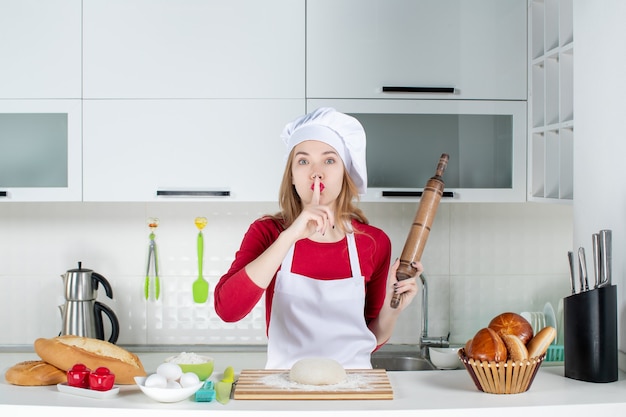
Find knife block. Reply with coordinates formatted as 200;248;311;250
563;285;618;383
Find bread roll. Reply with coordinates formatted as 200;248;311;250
526;326;556;358
467;327;507;362
488;312;534;345
34;336;146;384
501;334;529;362
5;360;66;386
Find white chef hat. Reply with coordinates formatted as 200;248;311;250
280;107;367;194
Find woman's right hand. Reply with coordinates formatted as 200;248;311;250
288;176;335;240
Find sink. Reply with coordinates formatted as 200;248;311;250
371;354;436;371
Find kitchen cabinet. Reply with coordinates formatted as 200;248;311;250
306;0;527;101
0;0;81;99
528;0;574;202
82;0;304;99
0;100;82;202
308;99;527;203
83;99;303;202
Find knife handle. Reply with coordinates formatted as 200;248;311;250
567;251;576;294
599;229;612;287
578;247;588;292
592;233;601;289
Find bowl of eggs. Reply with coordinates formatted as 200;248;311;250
165;352;214;381
135;362;203;403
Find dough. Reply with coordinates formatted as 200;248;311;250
289;357;347;385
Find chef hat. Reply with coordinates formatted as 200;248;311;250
281;107;367;194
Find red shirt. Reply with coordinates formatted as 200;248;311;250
214;217;392;333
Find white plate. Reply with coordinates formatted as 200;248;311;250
544;302;557;344
57;383;120;399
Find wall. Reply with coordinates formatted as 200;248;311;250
0;201;572;348
573;0;626;367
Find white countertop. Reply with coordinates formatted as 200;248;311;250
2;350;626;416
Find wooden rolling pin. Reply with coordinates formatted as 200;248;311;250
390;153;449;309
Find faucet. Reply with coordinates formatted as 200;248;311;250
418;273;450;358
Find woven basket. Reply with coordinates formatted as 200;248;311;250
458;348;545;394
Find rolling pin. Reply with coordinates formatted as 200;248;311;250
390;153;449;308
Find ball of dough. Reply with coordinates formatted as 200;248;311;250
289;358;347;385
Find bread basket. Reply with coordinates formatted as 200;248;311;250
458;348;545;394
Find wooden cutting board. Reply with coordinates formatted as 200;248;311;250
233;369;393;400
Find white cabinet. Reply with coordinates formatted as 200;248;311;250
528;0;573;202
306;0;527;100
83;100;304;202
0;100;82;201
83;0;304;99
308;99;527;203
0;0;81;99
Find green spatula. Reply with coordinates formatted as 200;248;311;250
193;217;209;303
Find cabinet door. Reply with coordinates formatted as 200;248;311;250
83;99;304;202
0;0;81;98
0;100;82;201
307;99;527;203
307;0;527;100
83;0;305;99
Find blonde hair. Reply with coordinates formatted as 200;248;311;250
271;148;369;234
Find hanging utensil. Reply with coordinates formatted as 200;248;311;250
145;218;160;300
193;217;209;303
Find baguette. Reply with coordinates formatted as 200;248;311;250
34;336;146;384
5;360;66;386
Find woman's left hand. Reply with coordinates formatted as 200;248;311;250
386;259;421;310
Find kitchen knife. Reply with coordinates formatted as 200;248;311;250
567;251;577;294
592;233;601;289
578;247;589;292
598;229;612;287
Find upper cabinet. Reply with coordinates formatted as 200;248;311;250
309;99;527;203
82;0;304;99
0;0;81;99
0;100;82;201
306;0;527;101
528;0;573;202
83;99;303;202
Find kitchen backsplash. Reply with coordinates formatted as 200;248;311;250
0;201;572;348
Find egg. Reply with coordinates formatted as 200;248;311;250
166;380;182;389
144;373;167;388
156;362;183;381
179;372;200;388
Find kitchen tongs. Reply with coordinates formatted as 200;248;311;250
145;218;160;300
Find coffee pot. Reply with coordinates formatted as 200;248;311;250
59;262;120;344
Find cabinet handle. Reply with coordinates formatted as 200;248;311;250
382;190;454;198
0;191;6;197
382;86;455;94
156;190;230;197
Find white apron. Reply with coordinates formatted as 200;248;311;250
265;232;377;369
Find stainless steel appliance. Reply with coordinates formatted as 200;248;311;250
59;262;119;343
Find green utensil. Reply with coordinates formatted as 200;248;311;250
193;217;209;303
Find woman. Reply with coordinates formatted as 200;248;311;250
214;107;420;369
